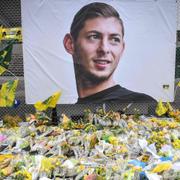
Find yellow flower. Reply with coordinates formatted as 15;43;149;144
108;136;118;145
152;162;172;173
116;144;128;153
0;154;14;169
172;139;180;149
112;165;119;172
15;170;32;180
123;170;134;179
0;154;14;162
168;122;178;129
40;157;57;173
61;114;72;129
77;165;85;172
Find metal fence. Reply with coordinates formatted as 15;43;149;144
176;30;180;78
0;0;180;120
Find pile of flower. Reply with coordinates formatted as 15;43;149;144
0;107;180;180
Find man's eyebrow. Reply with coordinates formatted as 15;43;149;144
86;31;122;36
86;30;101;34
110;33;122;37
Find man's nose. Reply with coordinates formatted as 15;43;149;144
97;38;110;55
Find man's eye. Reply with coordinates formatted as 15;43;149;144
111;37;120;43
88;34;99;40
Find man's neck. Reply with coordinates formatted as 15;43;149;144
77;79;116;98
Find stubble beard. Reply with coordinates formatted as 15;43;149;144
74;60;115;88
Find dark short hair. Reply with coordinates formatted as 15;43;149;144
70;2;124;41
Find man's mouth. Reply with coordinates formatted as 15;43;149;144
93;59;111;64
93;59;111;70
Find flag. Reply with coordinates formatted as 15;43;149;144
0;27;22;42
34;91;61;111
166;102;173;112
0;79;19;107
155;100;167;116
177;81;180;87
0;41;14;75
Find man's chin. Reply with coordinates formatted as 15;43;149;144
87;73;111;83
76;67;113;84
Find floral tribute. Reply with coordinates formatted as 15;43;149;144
0;106;180;180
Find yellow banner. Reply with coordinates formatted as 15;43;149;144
0;79;19;107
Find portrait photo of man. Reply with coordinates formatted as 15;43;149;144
21;0;176;104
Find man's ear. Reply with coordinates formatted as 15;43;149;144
119;41;125;58
122;41;125;52
63;33;74;55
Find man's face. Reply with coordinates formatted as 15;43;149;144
73;17;125;82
